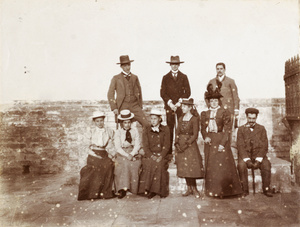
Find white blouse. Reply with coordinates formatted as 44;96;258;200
114;127;141;157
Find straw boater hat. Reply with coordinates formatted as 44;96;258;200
204;84;223;100
166;56;184;64
118;109;135;121
181;98;195;105
150;109;162;116
92;111;106;119
117;55;134;65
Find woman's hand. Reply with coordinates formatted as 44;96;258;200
126;154;133;161
204;137;211;145
218;145;225;152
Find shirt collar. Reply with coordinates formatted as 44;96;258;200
209;106;220;111
151;125;160;132
217;74;225;82
171;70;179;75
122;71;131;76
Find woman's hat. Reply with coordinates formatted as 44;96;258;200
166;55;184;64
118;109;135;120
92;111;106;119
150;108;162;116
117;55;134;65
205;84;223;99
181;98;194;105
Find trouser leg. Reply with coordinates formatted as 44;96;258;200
237;159;249;192
120;101;150;128
166;109;175;155
260;158;271;191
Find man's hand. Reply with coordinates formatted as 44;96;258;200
113;109;119;115
204;137;211;145
246;160;254;169
252;160;261;169
234;109;239;116
218;145;225;152
175;102;181;108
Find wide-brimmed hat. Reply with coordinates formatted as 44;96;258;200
150;108;162;116
245;108;259;115
166;55;184;64
205;84;223;100
92;111;106;119
118;109;135;121
181;98;194;105
117;55;134;65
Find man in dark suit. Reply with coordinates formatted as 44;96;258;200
160;56;191;155
237;108;273;197
107;55;149;127
206;62;240;125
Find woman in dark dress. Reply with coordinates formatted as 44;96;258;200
200;85;243;198
78;111;115;200
175;98;204;198
138;109;170;199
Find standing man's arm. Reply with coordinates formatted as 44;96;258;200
230;79;240;115
160;76;171;104
182;74;191;99
135;76;143;108
107;76;118;113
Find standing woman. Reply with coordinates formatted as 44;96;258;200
175;98;204;198
78;111;115;200
200;85;243;198
114;109;142;199
139;109;170;199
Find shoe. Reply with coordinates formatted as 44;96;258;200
182;186;193;197
242;191;249;197
147;192;156;199
118;189;127;199
191;186;201;198
263;191;273;197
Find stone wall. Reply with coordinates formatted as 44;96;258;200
0;98;291;175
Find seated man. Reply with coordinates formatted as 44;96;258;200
237;108;273;197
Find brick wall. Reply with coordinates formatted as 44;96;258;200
0;99;291;175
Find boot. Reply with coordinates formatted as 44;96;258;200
191;186;201;198
182;186;193;197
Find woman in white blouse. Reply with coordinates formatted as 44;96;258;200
78;111;115;200
114;109;143;199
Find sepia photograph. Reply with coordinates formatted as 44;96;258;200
0;0;299;226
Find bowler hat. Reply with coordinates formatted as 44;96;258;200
117;55;134;65
245;108;259;115
166;56;184;64
181;98;194;105
118;109;135;121
92;111;106;119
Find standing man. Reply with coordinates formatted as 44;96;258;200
107;55;149;127
206;62;240;124
237;108;273;197
160;56;191;156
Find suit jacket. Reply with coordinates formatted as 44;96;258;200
237;123;268;160
143;124;170;158
200;108;232;147
107;73;143;111
206;76;240;114
160;71;190;109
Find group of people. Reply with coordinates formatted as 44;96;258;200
77;55;273;201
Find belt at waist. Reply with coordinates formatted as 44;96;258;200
92;149;108;158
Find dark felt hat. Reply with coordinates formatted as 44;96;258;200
181;98;194;105
117;55;134;65
245;108;259;115
166;56;184;64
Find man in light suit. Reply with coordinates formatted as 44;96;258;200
160;56;191;155
206;62;240;123
107;55;149;127
237;108;273;197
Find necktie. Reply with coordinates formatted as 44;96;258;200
125;129;132;143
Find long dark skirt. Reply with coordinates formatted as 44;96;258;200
78;155;114;200
204;132;243;197
138;157;169;197
175;135;204;178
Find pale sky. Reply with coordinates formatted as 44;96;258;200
1;0;299;104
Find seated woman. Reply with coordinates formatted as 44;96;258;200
78;111;115;201
175;98;204;198
200;85;243;198
114;109;142;199
138;109;170;199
